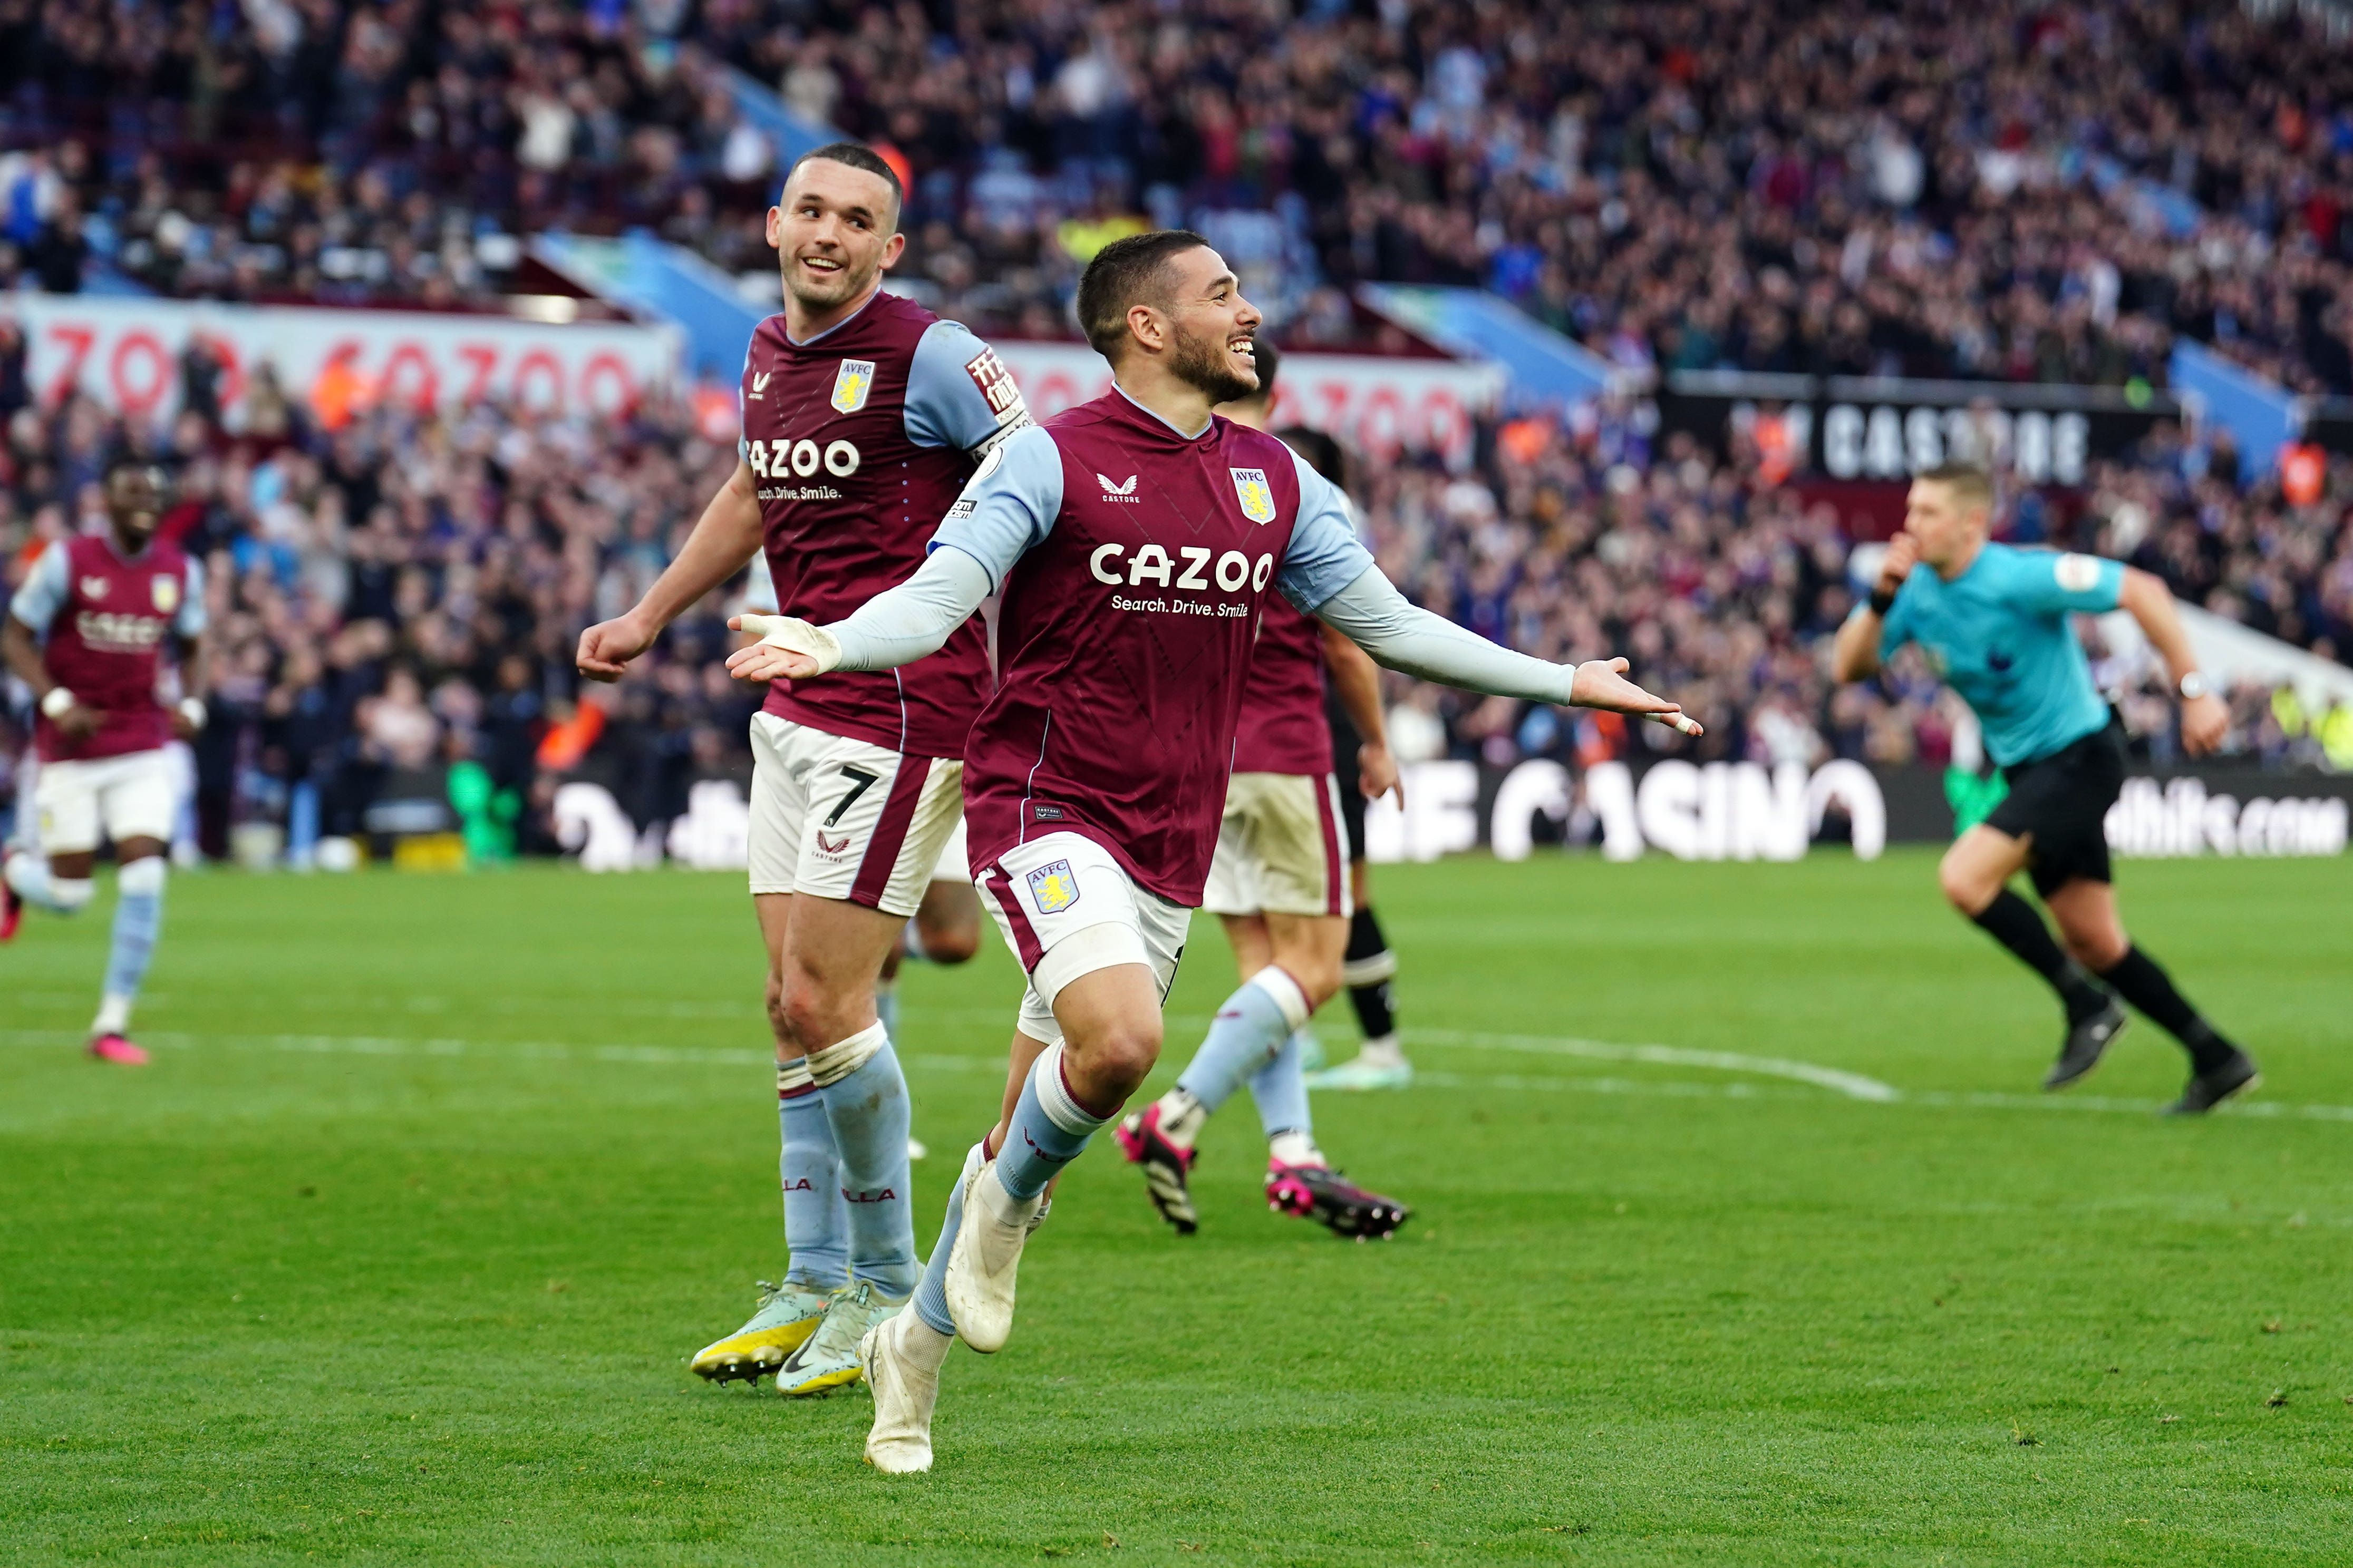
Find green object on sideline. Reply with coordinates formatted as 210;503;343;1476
447;761;517;863
1945;764;2010;835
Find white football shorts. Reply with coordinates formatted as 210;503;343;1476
1200;771;1352;919
747;713;963;919
975;830;1192;1048
34;747;180;856
931;814;970;884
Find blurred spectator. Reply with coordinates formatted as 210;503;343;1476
3;356;2350;864
4;1;2353;386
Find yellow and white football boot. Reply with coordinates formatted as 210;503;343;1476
689;1280;833;1383
776;1279;907;1397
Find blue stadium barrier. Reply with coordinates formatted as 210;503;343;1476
724;68;841;168
1355;283;1618;413
531;231;766;384
2170;339;2298;481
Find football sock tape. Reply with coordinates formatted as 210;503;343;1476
817;1031;918;1297
1176;968;1305;1114
778;1056;850;1289
995;1044;1107;1202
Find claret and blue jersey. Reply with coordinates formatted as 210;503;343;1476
925;386;1377;904
736;288;1029;759
1872;540;2125;768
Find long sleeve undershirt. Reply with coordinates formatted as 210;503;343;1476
826;551;1577;707
828;546;992;671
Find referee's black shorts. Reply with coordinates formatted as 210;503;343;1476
1984;716;2127;898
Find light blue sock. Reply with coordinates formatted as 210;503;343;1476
1176;969;1312;1114
913;1147;973;1336
876;982;900;1044
1248;1029;1315;1142
995;1043;1112;1202
815;1028;917;1298
5;853;92;916
91;858;166;1035
778;1060;849;1289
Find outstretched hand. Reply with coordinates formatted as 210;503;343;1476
1572;657;1703;736
723;614;839;683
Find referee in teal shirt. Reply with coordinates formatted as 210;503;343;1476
1834;463;2258;1113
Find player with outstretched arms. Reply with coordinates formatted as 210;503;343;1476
723;229;1701;1471
1831;463;2258;1112
575;143;1029;1397
3;460;209;1065
1117;340;1412;1239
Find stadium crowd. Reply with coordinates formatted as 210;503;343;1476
4;344;2350;862
9;2;2353;388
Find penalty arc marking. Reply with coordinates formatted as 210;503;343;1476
1405;1027;1904;1102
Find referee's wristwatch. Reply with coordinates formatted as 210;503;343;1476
2176;671;2212;701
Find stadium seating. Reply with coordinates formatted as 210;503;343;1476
5;1;2353;388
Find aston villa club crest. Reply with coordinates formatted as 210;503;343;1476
830;359;876;413
151;575;180;613
1027;859;1080;915
1229;467;1275;523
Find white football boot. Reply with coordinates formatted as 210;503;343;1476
942;1155;1040;1353
859;1310;945;1474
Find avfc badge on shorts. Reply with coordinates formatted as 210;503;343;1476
151;575;180;614
1229;467;1275;524
1027;860;1080;915
831;359;877;414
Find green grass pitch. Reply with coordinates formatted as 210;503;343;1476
3;851;2351;1565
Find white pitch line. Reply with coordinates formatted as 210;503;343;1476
1406;1027;1904;1102
0;1027;771;1068
5;1027;2350;1125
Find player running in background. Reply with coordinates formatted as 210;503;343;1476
727;228;1700;1471
1117;340;1411;1239
575;142;1029;1398
1832;463;2258;1113
2;459;209;1065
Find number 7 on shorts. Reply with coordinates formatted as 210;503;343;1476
826;766;880;827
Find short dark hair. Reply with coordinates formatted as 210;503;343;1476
1076;229;1209;358
1236;337;1280;404
1276;423;1345;490
1916;460;1993;509
783;142;903;229
105;453;169;488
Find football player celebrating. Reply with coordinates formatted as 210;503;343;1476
576;142;1029;1397
1118;341;1411;1239
3;459;209;1065
1832;463;2257;1112
725;228;1700;1472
